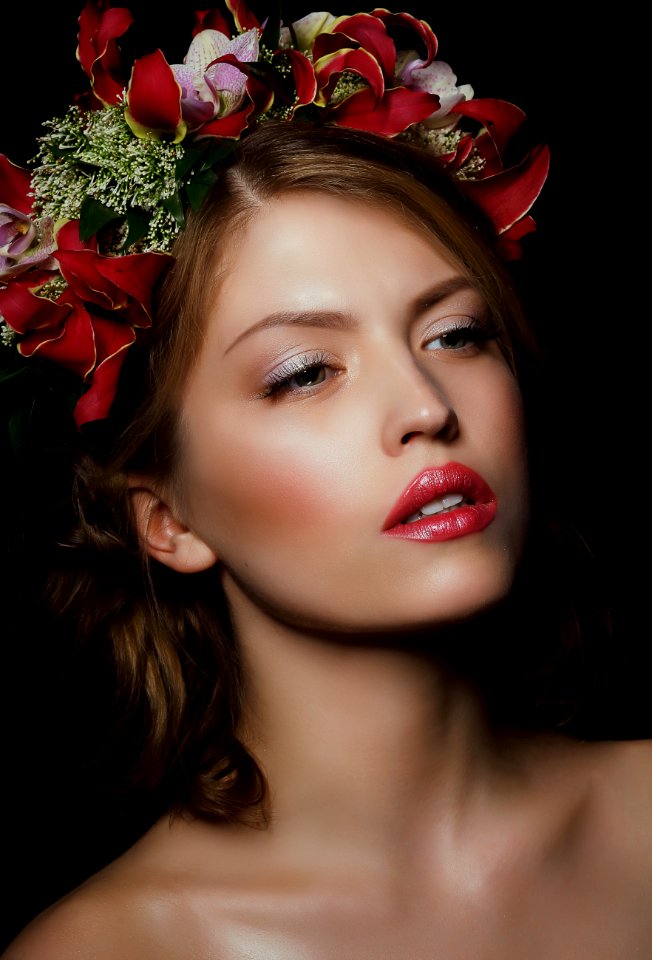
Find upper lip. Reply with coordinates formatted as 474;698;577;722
382;461;496;531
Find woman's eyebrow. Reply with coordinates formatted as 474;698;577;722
223;276;475;356
410;276;478;316
223;310;357;355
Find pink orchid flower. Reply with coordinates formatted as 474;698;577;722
279;11;339;49
0;155;58;280
171;27;260;127
395;53;473;128
0;207;57;279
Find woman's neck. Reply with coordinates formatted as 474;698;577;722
232;590;496;867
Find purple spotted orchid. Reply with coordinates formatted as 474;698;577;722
0;207;57;280
0;157;58;280
171;27;260;127
395;53;473;128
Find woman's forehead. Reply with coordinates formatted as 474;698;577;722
204;192;470;340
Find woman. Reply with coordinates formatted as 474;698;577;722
2;3;650;957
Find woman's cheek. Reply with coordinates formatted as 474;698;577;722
184;417;358;554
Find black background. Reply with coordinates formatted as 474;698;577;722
1;2;647;949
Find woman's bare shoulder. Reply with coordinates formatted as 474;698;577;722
1;818;234;960
507;731;652;865
2;874;145;960
590;737;652;827
550;735;652;870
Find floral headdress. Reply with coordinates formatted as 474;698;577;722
0;0;549;429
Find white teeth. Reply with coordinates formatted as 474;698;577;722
420;493;464;516
404;493;466;524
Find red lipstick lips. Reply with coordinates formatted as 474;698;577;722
382;461;497;542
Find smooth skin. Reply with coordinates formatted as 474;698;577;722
6;195;652;960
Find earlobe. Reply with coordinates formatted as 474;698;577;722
128;483;218;574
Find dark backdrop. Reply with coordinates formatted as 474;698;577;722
1;2;646;950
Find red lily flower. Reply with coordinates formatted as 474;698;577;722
76;0;133;107
453;99;527;171
225;0;262;33
1;221;172;426
458;144;551;253
0;155;33;215
125;49;186;142
193;8;232;38
297;9;443;136
371;8;438;65
328;85;440;136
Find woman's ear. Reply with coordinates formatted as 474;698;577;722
128;479;218;574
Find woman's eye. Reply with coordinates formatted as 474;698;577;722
423;322;489;352
289;364;327;388
260;353;339;398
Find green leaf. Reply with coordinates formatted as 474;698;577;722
0;366;27;386
8;408;28;458
185;171;219;212
176;147;205;180
202;141;237;170
261;0;282;49
162;191;186;229
121;209;151;251
245;60;277;86
79;196;122;241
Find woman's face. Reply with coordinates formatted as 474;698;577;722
176;192;529;634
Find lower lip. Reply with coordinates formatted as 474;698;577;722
382;500;497;542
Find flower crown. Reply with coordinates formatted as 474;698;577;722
0;0;549;429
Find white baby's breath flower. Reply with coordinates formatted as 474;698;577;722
32;104;186;253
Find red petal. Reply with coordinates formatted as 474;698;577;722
56;219;96;254
0;155;33;214
73;341;134;427
193;8;232;37
495;216;537;261
371;9;438;65
55;249;126;310
19;298;96;380
197;71;274;138
225;0;261;32
453;98;526;160
447;133;474;171
284;50;318;107
88;310;137;366
76;1;133;105
197;108;253;139
458;144;550;235
472;131;502;178
96;251;172;321
73;348;128;426
315;48;385;105
312;32;352;61
126;50;183;135
334;14;396;77
328;85;439;136
0;283;71;336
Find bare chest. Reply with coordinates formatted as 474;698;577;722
152;867;652;960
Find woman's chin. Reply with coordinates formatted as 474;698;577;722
222;550;517;639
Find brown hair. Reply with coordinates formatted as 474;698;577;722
47;120;539;823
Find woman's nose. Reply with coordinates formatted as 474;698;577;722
380;350;458;456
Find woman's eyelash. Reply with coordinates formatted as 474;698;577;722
423;316;497;350
259;351;335;398
255;316;494;400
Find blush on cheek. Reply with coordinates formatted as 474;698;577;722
188;438;344;551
